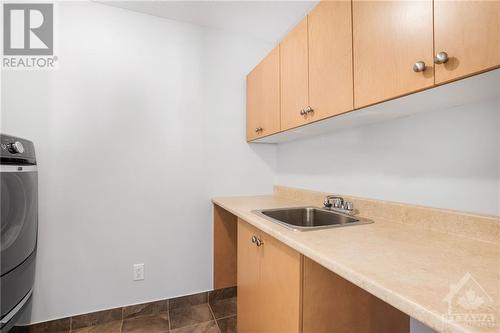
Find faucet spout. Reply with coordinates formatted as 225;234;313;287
324;195;344;208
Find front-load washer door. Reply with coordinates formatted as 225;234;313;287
0;165;38;275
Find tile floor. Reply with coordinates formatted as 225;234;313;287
71;299;236;333
15;290;236;333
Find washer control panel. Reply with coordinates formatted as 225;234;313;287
0;134;36;164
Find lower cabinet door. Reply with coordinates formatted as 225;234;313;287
237;219;302;333
237;219;262;333
259;232;302;333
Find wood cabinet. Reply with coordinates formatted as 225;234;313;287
246;0;499;142
237;220;262;332
353;0;435;108
434;1;500;84
280;1;354;131
308;0;353;121
246;46;281;141
280;17;309;131
237;219;302;333
258;226;302;333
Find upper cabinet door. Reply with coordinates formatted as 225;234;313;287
434;1;500;84
246;46;280;141
308;0;353;121
353;0;434;108
280;17;309;131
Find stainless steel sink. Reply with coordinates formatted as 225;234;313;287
253;207;373;231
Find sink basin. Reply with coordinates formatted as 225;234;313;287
253;207;373;231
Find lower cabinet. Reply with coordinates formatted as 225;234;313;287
214;210;410;333
237;219;302;333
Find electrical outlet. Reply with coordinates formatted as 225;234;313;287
133;263;144;281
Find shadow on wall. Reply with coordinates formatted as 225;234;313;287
248;141;277;167
274;97;500;216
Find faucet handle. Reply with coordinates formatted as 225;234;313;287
323;198;332;208
332;198;343;208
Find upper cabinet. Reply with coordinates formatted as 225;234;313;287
308;0;353;122
280;17;309;131
246;0;499;142
280;2;353;131
353;0;434;108
246;46;280;141
434;1;500;84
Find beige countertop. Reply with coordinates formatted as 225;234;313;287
212;193;500;333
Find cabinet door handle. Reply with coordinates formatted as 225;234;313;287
251;235;257;243
256;238;264;247
413;61;426;72
300;106;313;116
434;52;449;64
254;127;263;133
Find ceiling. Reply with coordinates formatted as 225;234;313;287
100;1;318;43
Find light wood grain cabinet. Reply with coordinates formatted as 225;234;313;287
353;0;435;108
433;1;500;84
237;220;262;332
246;46;280;141
308;0;353;121
245;0;499;142
281;0;354;131
237;219;302;333
280;17;309;131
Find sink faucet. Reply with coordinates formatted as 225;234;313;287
324;195;354;214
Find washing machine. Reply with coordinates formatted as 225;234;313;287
0;134;37;332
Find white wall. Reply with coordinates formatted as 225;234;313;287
200;28;276;197
273;89;499;333
275;97;500;216
1;1;274;323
